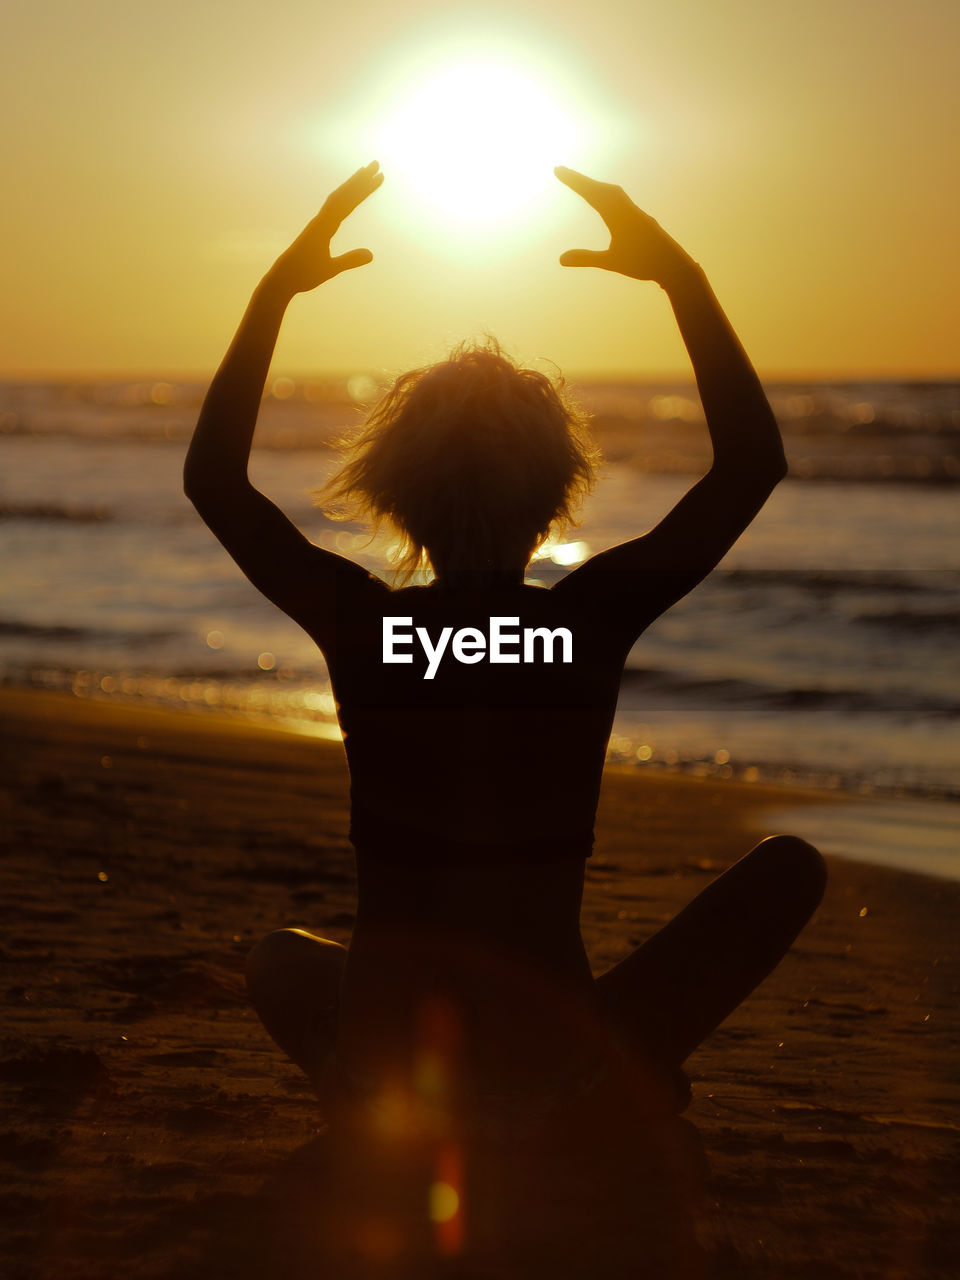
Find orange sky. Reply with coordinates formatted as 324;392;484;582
2;0;958;379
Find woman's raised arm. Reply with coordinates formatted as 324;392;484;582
554;167;787;627
183;163;384;636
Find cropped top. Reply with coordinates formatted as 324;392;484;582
314;562;661;866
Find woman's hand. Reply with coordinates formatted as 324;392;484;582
266;161;384;296
554;166;695;288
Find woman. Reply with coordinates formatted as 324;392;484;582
184;161;826;1139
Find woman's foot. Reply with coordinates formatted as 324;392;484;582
244;928;346;1087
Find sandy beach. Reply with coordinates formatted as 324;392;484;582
1;687;957;1279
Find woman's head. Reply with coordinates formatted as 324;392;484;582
316;338;599;580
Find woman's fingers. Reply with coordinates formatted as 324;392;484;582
556;167;619;270
555;165;621;210
321;162;384;229
350;161;383;203
555;164;632;242
329;247;374;276
559;248;611;269
269;164;383;292
554;164;606;201
555;166;685;282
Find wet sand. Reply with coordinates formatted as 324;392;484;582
1;688;957;1278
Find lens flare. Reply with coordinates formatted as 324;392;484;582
428;1180;460;1224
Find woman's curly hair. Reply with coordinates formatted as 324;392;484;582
314;338;600;583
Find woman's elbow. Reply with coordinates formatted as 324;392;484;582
182;463;205;505
753;435;789;488
183;460;220;509
769;450;789;485
713;447;788;493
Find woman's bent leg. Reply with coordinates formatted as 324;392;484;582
245;928;347;1083
597;834;827;1068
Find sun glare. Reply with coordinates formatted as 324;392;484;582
371;58;586;231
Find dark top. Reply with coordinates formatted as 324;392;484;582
314;561;673;865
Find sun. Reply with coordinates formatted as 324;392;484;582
371;57;586;230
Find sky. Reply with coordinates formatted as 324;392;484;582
2;0;958;379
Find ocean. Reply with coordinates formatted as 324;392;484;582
2;376;958;879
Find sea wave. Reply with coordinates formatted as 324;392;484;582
0;618;180;645
853;608;960;634
0;501;114;522
3;378;959;482
0;620;94;640
619;663;960;718
716;568;951;595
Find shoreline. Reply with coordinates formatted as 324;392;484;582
2;686;958;1277
6;682;958;885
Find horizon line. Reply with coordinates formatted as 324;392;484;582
2;368;959;385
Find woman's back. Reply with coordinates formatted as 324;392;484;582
316;551;692;1114
327;572;636;859
325;570;632;1093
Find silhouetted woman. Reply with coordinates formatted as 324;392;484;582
184;162;826;1140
